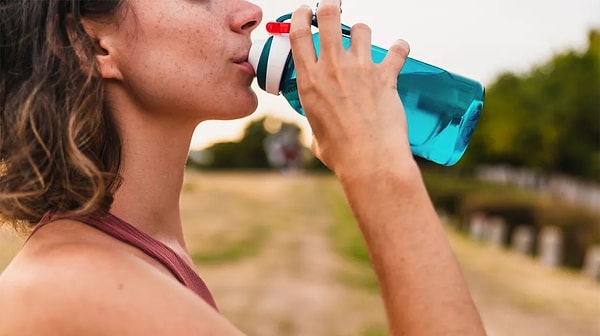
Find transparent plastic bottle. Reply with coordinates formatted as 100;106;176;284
249;19;485;166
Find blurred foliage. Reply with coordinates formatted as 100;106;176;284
423;170;600;269
461;29;600;182
188;117;328;171
193;118;271;169
322;164;599;272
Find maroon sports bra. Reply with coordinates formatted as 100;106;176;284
31;211;218;311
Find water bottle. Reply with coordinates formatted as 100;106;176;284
248;14;485;166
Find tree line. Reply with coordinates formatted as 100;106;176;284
460;29;599;182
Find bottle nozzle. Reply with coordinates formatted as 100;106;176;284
266;22;291;35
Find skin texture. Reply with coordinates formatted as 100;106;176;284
0;0;487;335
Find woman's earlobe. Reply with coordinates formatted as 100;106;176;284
95;40;123;81
97;56;123;81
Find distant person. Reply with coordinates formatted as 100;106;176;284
0;0;487;335
264;123;304;170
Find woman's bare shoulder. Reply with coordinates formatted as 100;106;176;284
0;222;243;336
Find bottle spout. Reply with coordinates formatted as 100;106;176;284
249;35;292;95
248;39;266;77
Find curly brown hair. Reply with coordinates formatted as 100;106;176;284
0;0;125;231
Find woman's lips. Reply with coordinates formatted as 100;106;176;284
235;60;256;76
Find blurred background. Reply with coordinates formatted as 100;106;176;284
1;0;599;335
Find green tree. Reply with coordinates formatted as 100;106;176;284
463;29;600;181
199;118;271;169
191;117;323;170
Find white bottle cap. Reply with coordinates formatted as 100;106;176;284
248;35;292;95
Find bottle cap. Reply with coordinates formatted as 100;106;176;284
248;34;292;95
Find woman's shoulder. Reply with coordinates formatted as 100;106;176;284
0;219;243;336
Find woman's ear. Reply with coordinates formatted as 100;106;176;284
66;16;123;81
92;36;123;81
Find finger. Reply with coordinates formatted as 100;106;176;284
380;39;410;79
289;5;317;72
349;23;372;61
314;0;343;59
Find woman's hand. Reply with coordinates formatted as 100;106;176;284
289;0;413;181
288;3;488;335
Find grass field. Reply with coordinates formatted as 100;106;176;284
1;170;599;335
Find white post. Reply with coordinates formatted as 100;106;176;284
469;212;487;241
538;226;563;268
511;226;534;255
487;217;506;248
582;245;600;281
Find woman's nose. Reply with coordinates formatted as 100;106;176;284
230;1;263;35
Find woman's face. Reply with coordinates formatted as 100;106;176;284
104;0;263;123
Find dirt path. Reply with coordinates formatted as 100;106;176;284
1;171;598;335
449;230;600;336
181;171;600;336
181;171;385;335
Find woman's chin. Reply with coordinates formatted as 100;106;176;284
206;100;258;122
192;90;260;122
224;95;259;120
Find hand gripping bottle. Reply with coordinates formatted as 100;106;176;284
248;13;485;166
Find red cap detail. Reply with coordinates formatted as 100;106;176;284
266;22;291;34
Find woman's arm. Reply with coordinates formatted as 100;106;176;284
339;163;487;336
288;1;487;335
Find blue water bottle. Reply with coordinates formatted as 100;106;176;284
248;13;485;166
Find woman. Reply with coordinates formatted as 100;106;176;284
0;0;487;334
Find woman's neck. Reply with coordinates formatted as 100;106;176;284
108;97;198;250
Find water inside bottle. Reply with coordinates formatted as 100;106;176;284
281;33;484;166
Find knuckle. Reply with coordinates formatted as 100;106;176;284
341;56;372;74
288;25;313;42
296;71;317;92
358;61;374;75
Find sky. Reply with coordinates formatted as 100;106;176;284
191;0;600;150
